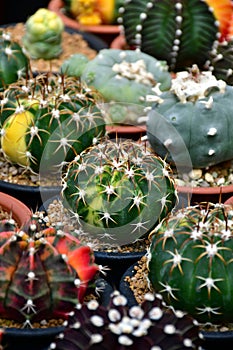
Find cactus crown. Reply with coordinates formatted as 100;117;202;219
62;138;177;247
0;214;100;327
118;0;230;71
0;73;105;174
49;290;203;350
148;202;233;324
0;30;29;91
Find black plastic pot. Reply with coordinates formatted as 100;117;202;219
119;262;233;350
2;278;113;350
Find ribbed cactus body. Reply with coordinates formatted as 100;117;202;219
22;8;64;60
0;216;100;325
148;203;233;324
146;66;233;168
62;139;177;246
0;74;106;174
0;31;29;91
119;0;223;71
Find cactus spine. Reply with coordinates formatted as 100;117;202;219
62;139;177;246
148;202;233;324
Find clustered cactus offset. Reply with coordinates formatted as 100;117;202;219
0;30;29;91
148;202;233;324
0;73;105;174
0;214;100;327
22;8;64;60
118;0;233;71
62;139;177;246
146;65;233;169
49;290;203;350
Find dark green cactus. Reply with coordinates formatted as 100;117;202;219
118;0;223;71
22;8;64;60
0;73;106;174
0;30;29;91
148;202;233;324
0;214;100;326
49;290;203;350
146;65;233;168
62;139;177;246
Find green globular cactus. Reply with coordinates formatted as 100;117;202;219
118;0;221;72
61;49;171;124
205;39;233;85
0;214;100;326
62;139;178;246
0;30;29;91
49;290;203;350
22;8;64;60
148;202;233;324
146;65;233;169
0;73;106;174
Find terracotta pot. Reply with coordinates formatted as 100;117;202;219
224;195;233;205
48;0;120;45
119;262;233;350
0;191;31;226
110;34;127;49
106;124;147;141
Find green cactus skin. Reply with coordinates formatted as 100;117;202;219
146;66;233;168
0;215;100;326
62;139;177;246
0;30;29;91
118;0;220;72
49;290;203;350
22;8;64;60
205;39;233;86
0;73;106;174
148;202;233;324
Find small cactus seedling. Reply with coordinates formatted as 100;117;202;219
146;65;233;168
62;139;178;246
22;8;64;60
0;214;100;327
148;202;233;324
0;30;29;91
49;290;203;350
118;0;233;71
0;73;106;174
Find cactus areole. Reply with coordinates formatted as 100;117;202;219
148;202;233;324
0;215;100;326
146;65;233;169
62;139;177;246
0;74;106;174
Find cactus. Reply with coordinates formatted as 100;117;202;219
61;49;171;124
0;30;29;91
146;65;233;169
0;73;106;174
22;8;64;60
148;202;233;324
204;39;233;85
62;139;177;246
49;290;203;350
0;214;100;326
118;0;233;72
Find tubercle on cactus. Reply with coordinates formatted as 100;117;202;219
49;290;203;350
148;202;233;324
0;214;101;327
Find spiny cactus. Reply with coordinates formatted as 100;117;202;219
60;49;171;125
22;8;64;60
146;65;233;169
118;0;233;72
0;214;100;327
0;73;106;174
62;139;178;246
0;30;29;91
49;290;203;350
148;202;233;324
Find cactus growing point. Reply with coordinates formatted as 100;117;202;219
148;202;233;324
